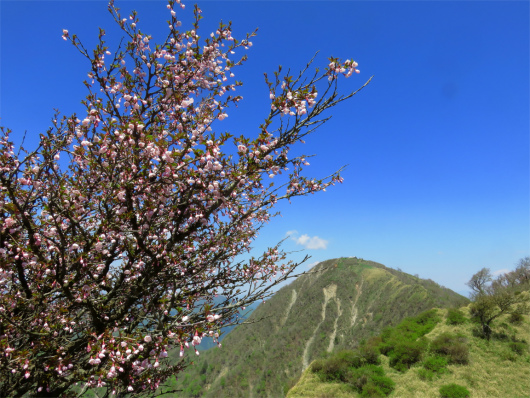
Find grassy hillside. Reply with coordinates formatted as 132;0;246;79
160;257;468;397
287;306;530;398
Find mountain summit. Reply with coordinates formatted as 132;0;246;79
167;257;469;397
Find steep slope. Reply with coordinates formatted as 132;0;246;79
163;257;468;397
287;307;530;398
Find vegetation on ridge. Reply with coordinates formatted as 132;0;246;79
160;258;468;397
287;259;530;398
467;258;530;340
289;306;529;398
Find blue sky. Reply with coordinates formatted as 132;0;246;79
1;1;528;296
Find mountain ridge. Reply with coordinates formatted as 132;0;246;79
163;257;469;397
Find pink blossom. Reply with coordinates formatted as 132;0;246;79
0;0;363;394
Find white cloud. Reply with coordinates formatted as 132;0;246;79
287;231;328;250
492;268;510;277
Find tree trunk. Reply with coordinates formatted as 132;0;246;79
482;322;492;340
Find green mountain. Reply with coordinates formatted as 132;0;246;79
287;306;530;398
163;257;468;397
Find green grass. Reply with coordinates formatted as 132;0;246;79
288;306;530;398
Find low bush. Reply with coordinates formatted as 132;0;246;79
509;342;528;356
423;355;449;374
359;342;381;365
446;308;467;325
509;312;524;325
417;368;434;381
389;339;427;371
471;326;485;339
492;331;510;342
370;375;395;396
381;310;440;345
360;383;385;398
311;359;324;373
346;365;393;396
379;338;395;356
346;366;376;392
439;383;470;398
335;350;364;368
311;357;349;382
430;333;469;365
379;309;439;370
311;350;365;382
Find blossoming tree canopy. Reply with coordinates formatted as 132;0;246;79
0;0;369;396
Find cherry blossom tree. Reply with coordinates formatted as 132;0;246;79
0;0;369;396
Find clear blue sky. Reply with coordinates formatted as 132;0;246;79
1;1;528;296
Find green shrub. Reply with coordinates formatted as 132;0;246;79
509;312;524;325
311;357;348;382
423;355;449;373
389;340;426;371
359;343;381;365
430;333;469;365
381;310;440;347
370;375;395;396
448;343;469;365
360;382;385;398
439;383;470;398
492;331;510;342
417;368;435;381
311;359;324;373
335;350;363;368
379;310;440;367
509;342;528;356
345;365;385;392
446;308;467;325
379;338;395;356
397;310;440;339
311;350;364;382
471;326;486;339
